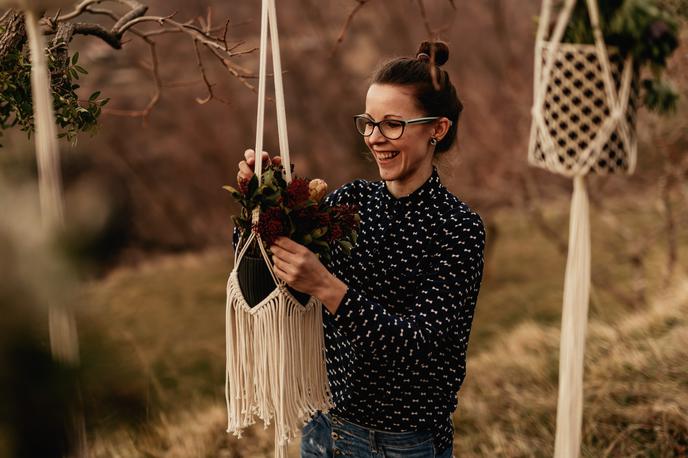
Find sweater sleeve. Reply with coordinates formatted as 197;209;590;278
324;178;369;208
326;209;486;364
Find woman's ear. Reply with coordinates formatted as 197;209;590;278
433;117;451;141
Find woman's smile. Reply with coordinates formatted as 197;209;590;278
373;150;401;162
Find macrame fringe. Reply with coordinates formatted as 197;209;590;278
225;271;334;457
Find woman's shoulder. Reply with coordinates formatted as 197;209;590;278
436;189;485;241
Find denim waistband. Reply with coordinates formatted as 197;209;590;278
321;411;433;447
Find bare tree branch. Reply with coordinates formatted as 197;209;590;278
0;1;260;121
101;35;160;122
192;38;229;106
331;0;371;57
416;0;433;36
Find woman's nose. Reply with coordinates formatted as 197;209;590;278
367;125;387;144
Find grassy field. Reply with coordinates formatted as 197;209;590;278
80;196;688;457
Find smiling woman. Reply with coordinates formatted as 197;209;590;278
236;40;483;458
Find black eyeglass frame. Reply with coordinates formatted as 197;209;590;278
353;115;452;140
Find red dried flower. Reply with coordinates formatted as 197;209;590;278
317;210;331;227
291;206;319;232
332;204;360;231
327;224;343;242
238;178;250;196
284;178;310;207
254;207;287;245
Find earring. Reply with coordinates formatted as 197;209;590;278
430;137;438;146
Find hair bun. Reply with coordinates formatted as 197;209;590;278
416;41;449;66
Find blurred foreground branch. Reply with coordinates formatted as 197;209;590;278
332;0;457;56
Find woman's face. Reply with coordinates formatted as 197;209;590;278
363;84;439;191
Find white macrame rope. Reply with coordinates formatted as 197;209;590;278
555;174;591;458
254;0;292;183
530;2;638;458
268;0;292;183
226;1;333;456
253;0;268;180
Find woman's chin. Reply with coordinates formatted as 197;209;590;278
377;167;398;181
376;161;401;181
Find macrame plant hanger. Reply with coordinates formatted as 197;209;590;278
224;0;333;456
528;1;638;457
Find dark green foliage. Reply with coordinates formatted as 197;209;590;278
562;0;680;114
0;37;109;146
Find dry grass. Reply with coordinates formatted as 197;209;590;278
456;278;688;457
91;403;300;458
87;274;688;457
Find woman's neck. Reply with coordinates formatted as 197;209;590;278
385;164;433;198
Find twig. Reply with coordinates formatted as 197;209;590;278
416;0;433;36
36;2;257;120
101;35;160;122
331;0;371;57
192;38;230;105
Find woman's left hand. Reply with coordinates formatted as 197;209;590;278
271;237;330;295
271;237;347;313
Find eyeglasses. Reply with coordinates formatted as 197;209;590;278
353;115;450;140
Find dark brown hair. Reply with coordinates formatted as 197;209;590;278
371;41;463;154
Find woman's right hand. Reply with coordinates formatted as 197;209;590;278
237;149;282;184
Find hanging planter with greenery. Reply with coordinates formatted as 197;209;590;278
224;164;360;307
528;0;680;177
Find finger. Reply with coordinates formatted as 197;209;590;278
244;149;255;162
274;237;305;254
270;244;290;259
246;150;271;169
238;162;253;181
272;262;286;281
272;254;295;275
272;248;304;272
273;263;292;284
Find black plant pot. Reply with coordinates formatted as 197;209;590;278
237;254;311;308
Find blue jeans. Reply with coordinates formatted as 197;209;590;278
300;411;453;457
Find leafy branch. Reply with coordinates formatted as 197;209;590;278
0;1;259;143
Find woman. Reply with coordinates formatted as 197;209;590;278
237;41;485;458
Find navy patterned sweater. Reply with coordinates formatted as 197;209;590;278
321;167;486;453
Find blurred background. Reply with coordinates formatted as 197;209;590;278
1;0;686;456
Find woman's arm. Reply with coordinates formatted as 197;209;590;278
271;237;348;311
331;211;485;364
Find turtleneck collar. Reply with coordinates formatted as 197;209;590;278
379;166;442;206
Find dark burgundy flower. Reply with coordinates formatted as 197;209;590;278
292;206;320;233
254;207;287;245
284;178;310;207
316;209;331;227
327;224;343;242
238;178;250;196
332;204;360;231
